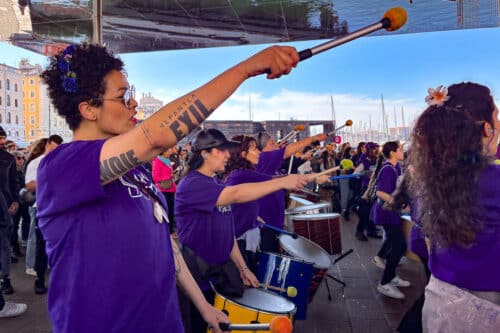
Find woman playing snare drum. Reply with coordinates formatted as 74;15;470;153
175;129;309;333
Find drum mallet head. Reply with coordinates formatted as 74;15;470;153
270;316;293;333
286;286;298;298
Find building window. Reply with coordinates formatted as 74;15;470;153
0;114;2;123
14;99;18;108
15;115;18;125
30;91;35;98
6;95;10;107
6;79;10;90
30;130;35;137
14;83;18;92
7;112;11;124
30;103;34;111
30;116;35;125
30;79;34;85
15;131;18;137
0;96;2;105
0;80;2;89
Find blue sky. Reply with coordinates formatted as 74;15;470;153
1;27;499;131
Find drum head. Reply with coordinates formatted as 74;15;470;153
279;234;332;269
286;202;331;214
229;288;296;314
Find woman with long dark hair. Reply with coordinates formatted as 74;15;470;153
409;83;500;331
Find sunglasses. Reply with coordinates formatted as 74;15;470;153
16;156;24;161
98;85;136;109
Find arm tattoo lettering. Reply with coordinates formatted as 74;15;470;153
140;123;155;147
159;98;213;141
100;149;141;184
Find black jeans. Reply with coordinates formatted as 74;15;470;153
34;217;47;281
355;199;378;235
379;224;407;285
0;292;4;310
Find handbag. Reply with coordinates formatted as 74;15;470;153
158;179;174;190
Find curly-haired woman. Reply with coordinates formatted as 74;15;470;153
409;83;500;332
37;43;300;333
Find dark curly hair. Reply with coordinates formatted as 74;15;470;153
225;135;257;176
408;82;495;248
40;44;124;130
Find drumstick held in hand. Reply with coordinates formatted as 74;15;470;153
259;284;298;297
219;316;293;333
308;166;340;182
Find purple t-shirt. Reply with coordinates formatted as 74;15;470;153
175;171;235;265
255;148;286;228
358;154;376;188
225;169;271;238
256;147;285;176
370;162;401;225
36;140;183;333
429;164;500;291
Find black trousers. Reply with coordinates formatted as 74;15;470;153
355;199;378;234
379;224;407;285
0;292;4;310
34;217;47;281
236;239;259;274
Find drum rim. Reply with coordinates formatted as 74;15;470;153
286;202;331;213
259;250;315;266
215;288;297;315
278;234;332;269
290;212;340;220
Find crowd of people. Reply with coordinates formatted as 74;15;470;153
0;42;498;333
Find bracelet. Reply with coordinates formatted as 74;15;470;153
241;267;249;272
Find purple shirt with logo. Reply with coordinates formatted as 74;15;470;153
225;169;271;238
37;140;183;333
370;162;401;225
175;171;235;265
429;164;500;291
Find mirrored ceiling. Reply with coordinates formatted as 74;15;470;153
2;0;500;55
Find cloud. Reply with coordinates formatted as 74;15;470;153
209;89;426;130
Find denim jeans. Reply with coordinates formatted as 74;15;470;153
25;207;37;270
0;223;12;278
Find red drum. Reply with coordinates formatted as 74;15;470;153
285;202;331;232
290;213;342;255
279;234;332;303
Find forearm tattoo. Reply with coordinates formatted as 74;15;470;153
100;149;141;184
139;123;155;147
159;94;212;141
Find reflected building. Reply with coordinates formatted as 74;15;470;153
137;92;163;120
0;63;25;145
19;59;72;145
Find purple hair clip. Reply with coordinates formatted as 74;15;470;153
58;45;78;93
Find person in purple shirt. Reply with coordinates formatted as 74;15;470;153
409;82;500;332
369;141;409;300
255;131;327;251
175;129;308;332
37;42;302;333
353;142;382;241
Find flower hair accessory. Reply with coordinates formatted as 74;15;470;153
58;45;78;93
425;85;449;107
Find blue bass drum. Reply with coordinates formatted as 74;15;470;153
256;252;314;320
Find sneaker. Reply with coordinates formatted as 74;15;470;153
372;256;386;269
377;283;405;299
1;278;14;295
398;256;408;266
0;302;27;318
391;276;411;288
34;279;47;295
26;268;37;277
